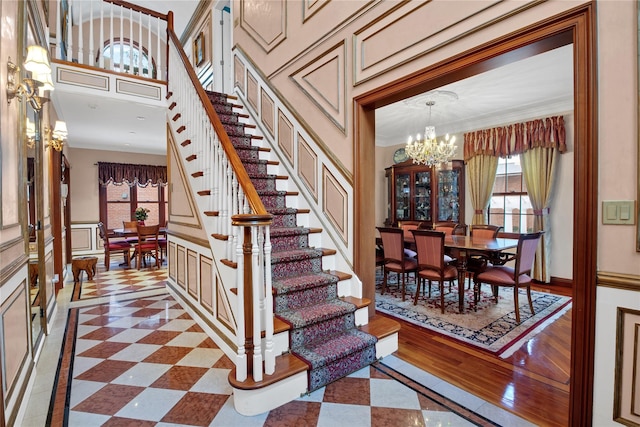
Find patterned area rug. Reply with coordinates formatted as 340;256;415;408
375;272;571;358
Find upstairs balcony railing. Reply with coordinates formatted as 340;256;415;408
54;0;170;81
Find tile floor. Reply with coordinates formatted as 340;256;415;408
19;260;535;426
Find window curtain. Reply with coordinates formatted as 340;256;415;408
467;154;499;225
464;115;566;281
98;162;167;187
521;147;557;282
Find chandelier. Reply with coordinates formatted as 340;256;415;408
405;101;457;167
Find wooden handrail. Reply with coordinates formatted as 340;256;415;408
103;0;170;21
167;30;269;218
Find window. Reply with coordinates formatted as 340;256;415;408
100;182;167;231
488;156;533;233
100;40;155;78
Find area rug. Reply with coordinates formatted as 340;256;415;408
375;272;572;358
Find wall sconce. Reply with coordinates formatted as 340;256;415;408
45;120;67;151
6;45;53;112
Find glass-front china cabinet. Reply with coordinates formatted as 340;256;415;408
385;159;465;228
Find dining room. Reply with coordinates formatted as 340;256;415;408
371;41;575;426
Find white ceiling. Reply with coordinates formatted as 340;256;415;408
375;44;574;147
53;4;573;155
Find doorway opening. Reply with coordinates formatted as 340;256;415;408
354;5;596;425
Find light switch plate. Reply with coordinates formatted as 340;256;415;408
602;200;637;225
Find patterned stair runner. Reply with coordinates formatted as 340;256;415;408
206;90;377;391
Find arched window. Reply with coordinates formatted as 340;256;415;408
97;39;156;79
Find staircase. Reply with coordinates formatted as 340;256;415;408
205;91;379;392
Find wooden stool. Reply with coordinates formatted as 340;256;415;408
72;256;98;284
28;261;39;288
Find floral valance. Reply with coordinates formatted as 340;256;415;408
463;115;566;161
98;162;167;186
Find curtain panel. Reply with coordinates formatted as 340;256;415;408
98;162;167;186
463;115;566;161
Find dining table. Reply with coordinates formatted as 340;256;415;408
377;232;520;313
112;226;167;237
443;235;519;313
112;226;168;266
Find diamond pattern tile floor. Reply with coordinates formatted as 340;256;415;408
22;258;535;426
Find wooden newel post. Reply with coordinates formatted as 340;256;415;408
232;213;273;381
241;226;254;376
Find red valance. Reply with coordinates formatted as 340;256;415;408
463;115;566;161
98;162;167;186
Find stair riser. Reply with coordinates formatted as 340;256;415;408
236;148;261;161
270;234;308;252
271;257;322;280
307;347;377;392
260;194;287;210
229;135;254;147
242;162;268;175
274;283;337;313
216;112;242;125
271;213;298;228
251;177;278;192
206;92;230;105
289;312;353;348
223;123;248;135
211;102;236;114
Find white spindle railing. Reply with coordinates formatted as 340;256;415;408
167;37;275;382
55;0;167;80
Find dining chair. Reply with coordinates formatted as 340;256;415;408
377;227;418;301
97;222;131;271
123;220;140;244
473;231;544;323
411;229;459;312
433;222;462;236
133;224;161;270
465;224;504;287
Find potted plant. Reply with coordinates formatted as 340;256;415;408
135;207;150;225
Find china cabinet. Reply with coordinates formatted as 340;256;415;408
384;160;465;228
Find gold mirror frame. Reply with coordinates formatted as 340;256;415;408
637;1;640;251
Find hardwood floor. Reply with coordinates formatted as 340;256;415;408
385;284;571;427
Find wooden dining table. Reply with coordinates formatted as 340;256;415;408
112;227;167;237
443;235;519;313
377;232;519;313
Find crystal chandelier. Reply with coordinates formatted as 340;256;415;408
405;101;457;167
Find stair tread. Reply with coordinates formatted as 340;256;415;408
228;352;308;391
328;270;352;281
340;296;371;310
359;314;401;340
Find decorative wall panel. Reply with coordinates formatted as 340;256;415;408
261;89;275;136
234;56;246;94
216;282;235;333
302;0;330;22
247;73;259;110
298;134;318;200
57;67;109;90
290;41;346;133
177;245;186;289
187;249;198;298
614;307;640;425
71;228;92;251
200;256;213;313
1;285;28;398
168;242;177;281
323;166;348;242
353;0;508;83
239;0;287;53
116;79;162;100
278;110;294;164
